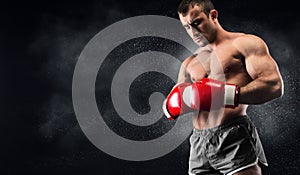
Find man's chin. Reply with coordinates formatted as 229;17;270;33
195;41;208;47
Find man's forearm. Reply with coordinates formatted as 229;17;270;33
238;77;283;104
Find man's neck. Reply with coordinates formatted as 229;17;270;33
211;25;229;47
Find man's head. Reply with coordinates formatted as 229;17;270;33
178;0;214;18
178;0;218;46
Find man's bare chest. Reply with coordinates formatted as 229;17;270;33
186;46;245;82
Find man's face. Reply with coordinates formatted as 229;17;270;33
179;4;214;46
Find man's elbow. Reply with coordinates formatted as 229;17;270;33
273;79;284;99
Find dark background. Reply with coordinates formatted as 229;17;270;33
1;0;299;174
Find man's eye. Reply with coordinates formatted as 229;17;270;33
184;25;190;29
192;20;201;26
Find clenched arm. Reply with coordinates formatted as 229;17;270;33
177;58;192;84
236;35;284;104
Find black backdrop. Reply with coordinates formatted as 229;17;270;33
1;0;299;174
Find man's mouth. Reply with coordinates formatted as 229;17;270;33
193;37;202;43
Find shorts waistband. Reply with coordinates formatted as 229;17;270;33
193;115;250;135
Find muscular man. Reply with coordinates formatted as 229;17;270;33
162;0;283;174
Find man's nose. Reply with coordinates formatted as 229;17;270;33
191;26;200;37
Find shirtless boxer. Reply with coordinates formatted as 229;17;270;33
162;0;283;174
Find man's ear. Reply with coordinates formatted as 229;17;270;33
210;9;218;20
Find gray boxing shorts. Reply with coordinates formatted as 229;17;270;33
189;115;268;175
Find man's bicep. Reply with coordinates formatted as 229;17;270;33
246;55;278;79
245;42;281;81
177;56;194;84
241;49;283;103
239;35;278;79
177;62;190;84
244;44;283;97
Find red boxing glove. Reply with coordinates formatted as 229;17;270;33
163;78;240;120
185;78;240;111
162;83;193;120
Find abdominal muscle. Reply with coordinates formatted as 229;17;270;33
193;104;248;130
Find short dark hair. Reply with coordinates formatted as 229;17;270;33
177;0;215;17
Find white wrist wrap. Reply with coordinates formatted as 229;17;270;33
224;84;236;106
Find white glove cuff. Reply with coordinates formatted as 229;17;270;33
224;84;239;107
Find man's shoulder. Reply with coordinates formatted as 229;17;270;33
232;33;267;52
230;33;269;59
182;54;197;66
233;33;264;45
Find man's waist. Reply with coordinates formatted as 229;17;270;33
193;106;248;130
193;115;249;134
